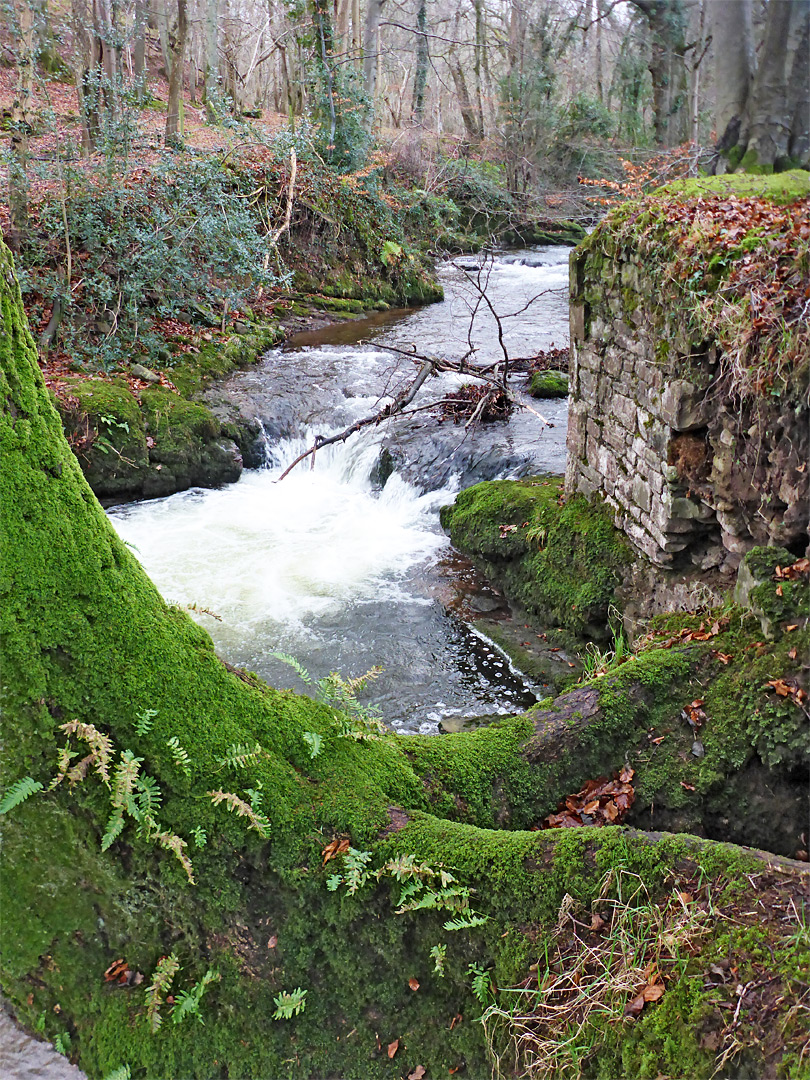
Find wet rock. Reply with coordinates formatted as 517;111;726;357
130;363;160;383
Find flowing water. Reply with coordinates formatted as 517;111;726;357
108;247;571;732
2;246;572;1074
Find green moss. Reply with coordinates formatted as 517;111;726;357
658;169;808;204
440;477;633;638
529;370;568;398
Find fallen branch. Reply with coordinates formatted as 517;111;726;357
276;360;436;481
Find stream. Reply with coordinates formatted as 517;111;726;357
1;246;572;1076
109;247;572;732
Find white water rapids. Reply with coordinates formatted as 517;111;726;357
107;248;572;733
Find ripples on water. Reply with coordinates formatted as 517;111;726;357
108;247;572;733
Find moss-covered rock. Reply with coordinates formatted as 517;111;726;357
440;477;633;639
528;369;568;398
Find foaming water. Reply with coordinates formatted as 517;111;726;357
109;246;573;732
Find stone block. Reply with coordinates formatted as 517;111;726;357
611;394;638;431
570;302;586;342
631;474;652;514
660;379;710;430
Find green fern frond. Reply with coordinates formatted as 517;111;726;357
134;709;158;736
218;742;263;770
101;1066;131;1080
272;987;307;1019
166;736;192;777
49;744;78;790
101;810;126;851
0;776;43;815
302;731;323;758
171;968;220;1025
136;774;162;818
191;826;207;849
443;913;489;932
272;652;312;683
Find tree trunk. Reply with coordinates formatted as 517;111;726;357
165;0;188;143
132;0;147;99
411;0;428;123
0;240;808;1079
742;0;809;170
72;0;102;152
710;0;753;164
363;0;385;104
204;0;219;117
8;0;35;250
787;3;810;166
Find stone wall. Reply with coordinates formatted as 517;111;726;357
565;244;809;573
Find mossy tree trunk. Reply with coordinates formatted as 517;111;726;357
1;240;807;1079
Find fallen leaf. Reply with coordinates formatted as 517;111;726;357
678;891;693;904
449;1013;462;1030
776;584;783;597
387;1040;399;1059
408;978;420;992
624;993;645;1017
651;735;666;744
789;648;798;660
786;624;799;632
409;1067;427;1080
322;837;350;865
590;913;606;931
267;935;278;949
680;781;696;791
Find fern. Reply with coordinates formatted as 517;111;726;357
135;774;162;818
59;720;114;784
0;776;43;815
208;789;271;838
468;962;494;1004
303;731;323;758
54;1031;71;1056
111;750;143;814
430;943;447;977
191;826;208;849
171;969;220;1025
166;736;192;777
272;652;312;684
272;987;307;1019
145;953;181;1033
134;709;158;736
218;742;263;770
102;1066;131;1080
444;913;490;931
146;822;196;884
101;810;126;852
66;753;95;785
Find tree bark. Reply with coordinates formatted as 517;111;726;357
411;0;428;123
710;0;753;162
204;0;219;117
363;0;385;104
8;0;35;250
629;0;689;146
165;0;188;142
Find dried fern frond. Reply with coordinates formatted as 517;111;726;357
145;953;181;1032
208;789;271;838
59;720;114;784
147;823;196;885
67;753;95;786
49;744;79;790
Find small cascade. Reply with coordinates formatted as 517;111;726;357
108;246;572;733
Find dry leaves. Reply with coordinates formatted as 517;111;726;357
538;765;635;829
408;1067;426;1080
387;1039;399;1059
321;837;350;865
682;699;707;729
774;558;809;580
408;977;420;992
763;679;808;708
103;958;143;987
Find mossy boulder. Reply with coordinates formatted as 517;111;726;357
440;477;633;639
528;370;568;398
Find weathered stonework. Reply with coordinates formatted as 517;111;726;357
565;247;810;573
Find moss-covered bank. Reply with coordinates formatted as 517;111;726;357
440;476;633;640
2;242;808;1079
